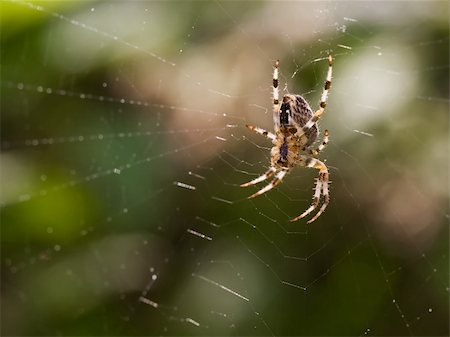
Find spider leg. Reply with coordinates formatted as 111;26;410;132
291;177;322;222
308;129;329;157
248;169;288;199
307;179;329;223
302;55;333;133
290;156;330;223
240;167;277;187
273;60;280;131
245;124;276;141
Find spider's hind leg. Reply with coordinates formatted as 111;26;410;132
272;60;280;131
245;124;276;141
302;55;333;133
308;129;329;157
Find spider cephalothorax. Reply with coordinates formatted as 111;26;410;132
241;55;333;223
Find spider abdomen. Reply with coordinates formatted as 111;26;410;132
282;94;318;146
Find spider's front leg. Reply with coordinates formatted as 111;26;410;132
248;168;288;199
290;156;330;224
241;167;277;187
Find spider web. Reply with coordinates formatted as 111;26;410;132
1;1;449;336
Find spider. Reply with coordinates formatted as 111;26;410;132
241;55;333;224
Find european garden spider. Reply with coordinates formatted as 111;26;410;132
241;55;333;223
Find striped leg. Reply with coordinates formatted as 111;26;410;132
245;124;276;141
273;60;280;131
308;129;329;156
248;169;288;199
302;55;333;133
290;156;330;224
241;167;277;187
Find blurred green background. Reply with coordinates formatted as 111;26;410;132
1;1;448;336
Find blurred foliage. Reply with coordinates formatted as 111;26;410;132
1;1;449;336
